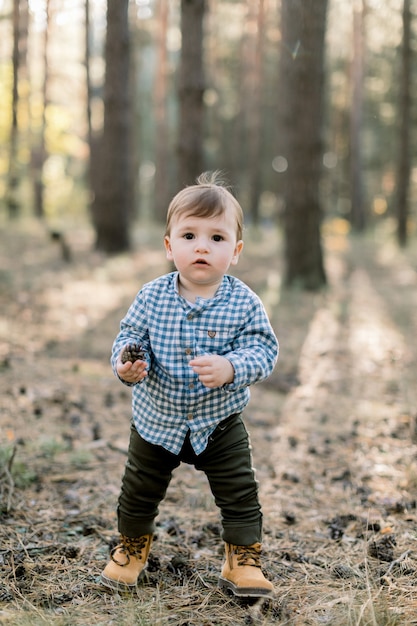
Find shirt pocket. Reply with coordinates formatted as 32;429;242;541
195;327;233;355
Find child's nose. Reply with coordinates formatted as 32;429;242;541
195;237;209;252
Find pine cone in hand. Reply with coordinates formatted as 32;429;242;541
121;344;146;364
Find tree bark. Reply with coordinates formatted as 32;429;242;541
7;0;20;218
350;0;366;232
153;0;171;221
396;0;412;247
278;0;327;290
177;0;206;188
236;0;266;225
7;0;28;218
91;0;132;253
31;0;50;219
248;0;266;225
85;0;93;156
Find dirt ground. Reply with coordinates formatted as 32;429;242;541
1;217;417;625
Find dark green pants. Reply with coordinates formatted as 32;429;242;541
117;413;262;545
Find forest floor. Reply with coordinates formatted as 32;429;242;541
1;217;417;626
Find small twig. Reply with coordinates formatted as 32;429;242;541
193;569;210;589
0;444;16;479
7;445;17;472
0;445;17;512
106;441;128;455
385;549;412;576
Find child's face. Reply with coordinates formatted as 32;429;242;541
164;209;243;295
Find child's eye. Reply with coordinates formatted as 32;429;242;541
183;233;194;240
212;234;223;242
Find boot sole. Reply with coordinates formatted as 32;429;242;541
100;569;146;592
218;576;273;599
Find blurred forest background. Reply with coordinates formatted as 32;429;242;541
3;3;417;623
0;0;415;288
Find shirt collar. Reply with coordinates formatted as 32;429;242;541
171;272;231;308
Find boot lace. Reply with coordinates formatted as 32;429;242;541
110;535;148;566
234;544;262;568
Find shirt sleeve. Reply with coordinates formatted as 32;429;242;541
111;289;151;385
222;295;278;392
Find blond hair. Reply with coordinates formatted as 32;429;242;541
165;172;244;240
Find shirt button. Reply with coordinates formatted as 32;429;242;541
187;413;193;420
185;348;192;355
189;383;194;389
187;314;193;321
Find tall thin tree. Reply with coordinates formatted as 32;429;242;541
350;0;366;231
31;0;50;219
236;0;266;225
248;0;266;224
153;0;171;221
177;0;206;187
85;0;93;159
91;0;133;253
277;0;327;289
7;0;20;218
7;0;29;218
396;0;412;247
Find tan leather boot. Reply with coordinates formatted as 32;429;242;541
219;542;274;598
100;534;153;591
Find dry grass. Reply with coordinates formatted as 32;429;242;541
1;218;417;625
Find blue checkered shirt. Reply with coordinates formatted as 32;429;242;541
111;272;278;455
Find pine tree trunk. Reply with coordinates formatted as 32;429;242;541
7;0;28;218
32;0;50;219
278;0;327;290
350;0;366;232
177;0;206;187
91;0;132;253
396;0;412;247
153;0;171;222
248;0;266;225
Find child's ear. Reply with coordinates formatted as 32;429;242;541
230;240;244;265
164;236;173;261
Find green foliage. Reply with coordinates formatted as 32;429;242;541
38;436;68;459
69;448;94;468
0;443;37;489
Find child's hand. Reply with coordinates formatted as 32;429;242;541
117;346;147;384
189;355;234;388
